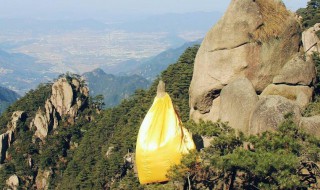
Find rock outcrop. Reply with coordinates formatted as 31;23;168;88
36;169;51;190
0;111;25;164
7;111;25;132
302;23;320;56
6;175;19;190
50;78;74;116
189;0;317;134
31;109;51;141
30;77;88;140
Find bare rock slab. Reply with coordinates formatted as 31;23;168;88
220;77;259;133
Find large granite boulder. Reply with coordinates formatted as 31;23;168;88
31;109;50;141
190;0;301;122
6;175;19;190
220;77;259;133
188;0;318;136
249;95;301;135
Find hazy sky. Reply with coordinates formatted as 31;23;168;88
0;0;309;19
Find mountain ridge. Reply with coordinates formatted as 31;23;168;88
83;68;151;108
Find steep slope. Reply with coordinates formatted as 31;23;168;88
0;86;20;114
0;45;199;189
58;45;199;189
83;68;151;108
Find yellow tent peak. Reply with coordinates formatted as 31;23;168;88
136;84;195;184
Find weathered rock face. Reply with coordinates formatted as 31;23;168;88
220;78;259;133
299;116;320;137
6;174;19;190
32;109;50;141
189;0;317;134
45;100;58;130
302;23;320;56
261;84;314;110
51;78;88;120
249;96;301;135
51;78;74;117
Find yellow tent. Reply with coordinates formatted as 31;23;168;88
136;81;195;184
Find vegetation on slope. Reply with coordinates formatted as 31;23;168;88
58;45;200;189
297;0;320;29
0;83;53;188
168;116;320;189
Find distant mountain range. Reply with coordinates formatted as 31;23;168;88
0;85;20;113
83;68;151;108
103;40;202;80
0;39;201;98
0;49;58;94
116;12;222;33
85;41;201;107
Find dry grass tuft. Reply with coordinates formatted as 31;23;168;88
252;0;292;42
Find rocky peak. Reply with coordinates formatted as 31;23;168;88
189;0;316;134
31;77;89;141
50;78;74;117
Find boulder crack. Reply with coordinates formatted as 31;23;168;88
208;41;251;52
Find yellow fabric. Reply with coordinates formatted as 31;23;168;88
136;93;195;184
